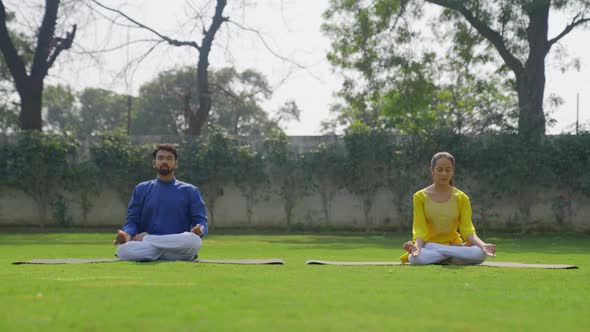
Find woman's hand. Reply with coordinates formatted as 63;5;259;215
480;243;497;257
402;241;421;256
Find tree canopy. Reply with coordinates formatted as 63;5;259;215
323;0;590;140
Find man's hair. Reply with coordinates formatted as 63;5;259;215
152;144;178;160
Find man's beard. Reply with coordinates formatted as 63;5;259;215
157;166;173;175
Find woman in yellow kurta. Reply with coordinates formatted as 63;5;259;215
400;152;496;265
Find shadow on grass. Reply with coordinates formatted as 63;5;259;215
1;231;588;255
258;235;401;251
257;233;590;255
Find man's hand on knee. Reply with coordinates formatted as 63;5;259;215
113;230;131;246
131;232;148;241
191;224;203;236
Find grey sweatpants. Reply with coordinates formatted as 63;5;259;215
408;242;487;265
116;232;202;261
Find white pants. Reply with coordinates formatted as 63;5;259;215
116;232;202;261
408;242;487;265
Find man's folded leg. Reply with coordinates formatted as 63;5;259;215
143;232;202;261
116;241;163;261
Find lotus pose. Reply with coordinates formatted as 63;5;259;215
401;152;496;265
112;144;208;261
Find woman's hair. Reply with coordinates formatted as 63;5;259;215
431;152;455;186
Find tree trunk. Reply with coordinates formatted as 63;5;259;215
19;79;44;130
516;1;549;143
188;50;212;136
187;0;227;136
0;0;75;132
426;0;556;140
515;70;546;143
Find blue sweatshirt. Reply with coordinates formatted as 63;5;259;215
121;178;208;237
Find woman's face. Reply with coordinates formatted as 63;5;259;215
431;157;454;186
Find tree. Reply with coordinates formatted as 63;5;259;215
131;68;189;135
305;143;344;225
210;67;275;137
79;88;129;136
43;84;78;132
90;132;152;207
341;123;391;229
0;9;32;133
233;146;270;225
88;1;304;137
0;0;76;131
427;0;590;141
89;0;228;136
264;129;311;227
132;66;281;137
177;130;237;227
323;0;590;141
12;131;78;226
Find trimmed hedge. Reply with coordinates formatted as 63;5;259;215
2;130;589;231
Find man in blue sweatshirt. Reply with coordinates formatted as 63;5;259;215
112;143;208;261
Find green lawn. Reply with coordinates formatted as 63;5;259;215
0;231;588;331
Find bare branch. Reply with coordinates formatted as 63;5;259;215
548;12;590;49
114;40;166;81
389;0;408;33
212;82;243;103
426;0;524;74
30;0;59;78
46;24;77;72
88;0;200;50
69;38;162;55
80;0;155;30
227;20;321;82
0;0;28;93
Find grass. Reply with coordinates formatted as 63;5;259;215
0;231;588;331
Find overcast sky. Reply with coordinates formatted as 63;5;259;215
28;0;590;135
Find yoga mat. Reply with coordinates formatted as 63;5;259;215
196;258;284;265
13;258;285;265
306;260;403;266
305;260;578;269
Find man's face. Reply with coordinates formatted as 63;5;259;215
153;150;178;175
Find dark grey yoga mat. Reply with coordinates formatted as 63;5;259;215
305;260;578;269
12;258;285;265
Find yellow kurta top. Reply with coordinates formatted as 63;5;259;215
400;187;477;263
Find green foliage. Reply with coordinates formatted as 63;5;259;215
323;0;590;139
2;128;590;231
43;85;78;133
67;161;101;224
79;88;130;136
131;67;195;135
233;145;270;224
550;134;590;197
90;131;152;206
342;123;391;228
210;67;280;136
0;10;34;81
11;131;79;226
0;102;19;133
177;129;240;226
304;142;344;225
132;66;282;136
51;194;73;227
264;130;312;226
